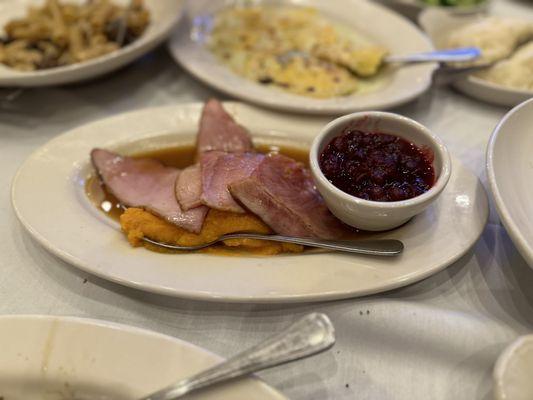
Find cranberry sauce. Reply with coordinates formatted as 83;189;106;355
319;129;435;202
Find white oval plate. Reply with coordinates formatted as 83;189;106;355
168;0;436;115
487;98;533;270
11;102;488;303
493;334;533;400
0;0;183;87
419;8;533;108
378;0;489;23
0;315;285;400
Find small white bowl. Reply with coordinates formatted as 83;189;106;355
310;112;451;231
494;335;533;400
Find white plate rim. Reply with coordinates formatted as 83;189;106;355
486;97;533;267
466;76;533;97
168;0;437;115
452;76;533;108
388;0;490;10
11;102;489;303
0;314;286;400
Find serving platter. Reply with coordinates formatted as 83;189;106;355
11;102;489;303
0;0;183;87
419;8;533;107
487;98;533;270
0;315;285;400
168;0;437;115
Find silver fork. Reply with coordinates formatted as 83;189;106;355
140;313;335;400
142;233;404;256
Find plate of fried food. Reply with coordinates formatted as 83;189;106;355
420;9;533;107
168;0;436;114
0;0;183;86
11;100;488;303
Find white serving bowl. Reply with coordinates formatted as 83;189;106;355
494;335;533;400
310;112;451;231
486;98;533;269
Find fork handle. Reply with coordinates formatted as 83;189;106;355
140;313;335;400
222;233;404;256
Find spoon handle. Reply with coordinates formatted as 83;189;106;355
222;233;404;256
385;47;481;64
140;313;335;400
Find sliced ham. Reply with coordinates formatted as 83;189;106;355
175;164;202;211
91;149;208;234
200;151;265;213
229;154;347;239
197;99;253;155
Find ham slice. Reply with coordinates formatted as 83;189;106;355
91;149;208;234
229;154;347;239
175;164;202;211
197;99;253;155
200;151;265;213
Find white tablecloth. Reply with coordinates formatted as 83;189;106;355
1;1;533;398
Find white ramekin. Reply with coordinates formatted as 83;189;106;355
310;111;451;231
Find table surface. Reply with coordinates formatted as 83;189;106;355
1;1;533;399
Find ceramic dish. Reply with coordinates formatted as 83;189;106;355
310;111;451;231
419;8;533;107
378;0;489;22
493;335;533;400
487;98;533;269
168;0;436;115
0;315;285;400
0;0;183;87
11;102;489;303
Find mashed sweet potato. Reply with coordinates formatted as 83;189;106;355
120;207;303;255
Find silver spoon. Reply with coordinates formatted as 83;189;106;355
142;233;404;256
278;47;481;66
139;313;335;400
384;47;481;64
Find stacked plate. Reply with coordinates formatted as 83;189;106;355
486;98;533;270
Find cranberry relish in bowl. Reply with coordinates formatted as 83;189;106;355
319;129;435;202
310;112;451;231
